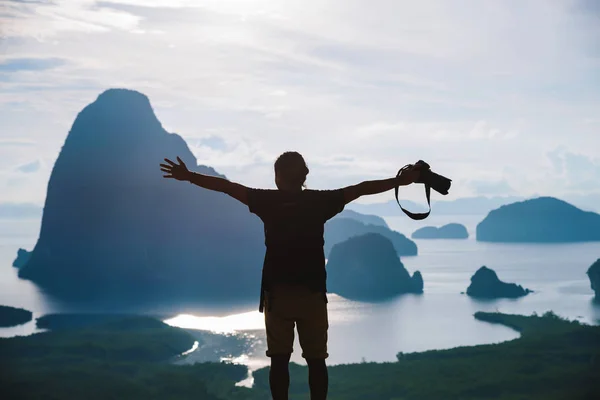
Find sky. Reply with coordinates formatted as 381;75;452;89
1;0;599;205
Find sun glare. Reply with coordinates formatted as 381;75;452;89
164;310;264;333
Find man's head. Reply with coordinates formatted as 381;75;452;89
274;151;309;191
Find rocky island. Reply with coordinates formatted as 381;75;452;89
0;305;33;327
476;197;600;243
325;217;417;257
326;233;423;300
12;248;31;268
17;89;266;305
587;259;600;300
334;209;389;228
466;266;532;299
411;223;468;239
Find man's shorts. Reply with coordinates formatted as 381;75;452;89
263;284;329;359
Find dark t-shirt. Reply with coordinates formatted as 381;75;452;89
247;188;346;311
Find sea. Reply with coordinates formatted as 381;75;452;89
1;215;599;386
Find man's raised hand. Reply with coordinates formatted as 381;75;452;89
160;157;191;181
401;163;421;184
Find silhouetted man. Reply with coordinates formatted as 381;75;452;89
160;152;419;400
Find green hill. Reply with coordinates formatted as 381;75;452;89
1;312;598;400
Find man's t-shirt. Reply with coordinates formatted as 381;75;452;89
247;188;346;311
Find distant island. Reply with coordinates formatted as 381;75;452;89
588;259;600;300
466;266;532;299
0;305;33;327
348;194;600;216
411;223;468;239
334;209;389;228
325;218;417;257
348;195;527;216
476;197;600;243
326;233;423;300
12;248;31;268
36;313;141;331
17;89;266;305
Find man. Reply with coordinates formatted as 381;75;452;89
160;151;419;400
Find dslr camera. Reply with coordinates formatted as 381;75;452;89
395;160;451;220
412;160;451;195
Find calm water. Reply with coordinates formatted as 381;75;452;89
1;216;599;379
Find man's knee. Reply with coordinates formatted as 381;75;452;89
271;353;291;367
306;358;326;369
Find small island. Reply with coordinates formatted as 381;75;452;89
327;233;423;300
476;197;600;243
466;266;532;299
325;217;417;257
411;223;468;239
36;313;139;331
335;209;389;228
587;259;600;300
12;248;31;268
0;305;33;327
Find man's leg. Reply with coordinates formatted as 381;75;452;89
306;358;328;400
264;289;295;400
297;290;329;400
270;354;291;400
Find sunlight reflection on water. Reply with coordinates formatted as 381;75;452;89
221;354;270;388
180;340;199;356
165;312;269;388
164;311;264;333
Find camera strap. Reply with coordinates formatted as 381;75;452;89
394;165;432;220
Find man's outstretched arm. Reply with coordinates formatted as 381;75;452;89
342;167;419;204
160;157;248;205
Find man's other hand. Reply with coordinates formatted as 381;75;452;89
399;164;421;185
160;157;191;181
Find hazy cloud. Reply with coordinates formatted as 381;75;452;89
546;147;600;191
0;0;599;203
469;179;516;196
1;0;142;37
16;160;41;173
196;136;229;151
0;57;67;72
0;202;42;219
0;138;36;146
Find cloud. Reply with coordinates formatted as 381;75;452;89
16;160;41;173
468;179;516;196
354;120;520;145
196;136;229;151
0;138;36;146
546;147;600;192
1;0;142;38
0;0;599;203
468;121;519;140
0;202;43;219
0;57;67;73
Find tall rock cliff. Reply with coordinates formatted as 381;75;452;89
19;89;265;304
587;259;600;300
326;233;423;300
324;218;417;257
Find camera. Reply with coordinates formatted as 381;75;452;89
413;160;451;195
395;160;451;220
